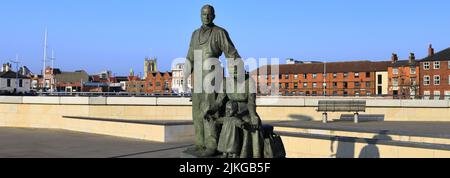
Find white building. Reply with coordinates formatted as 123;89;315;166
0;71;31;94
171;63;192;94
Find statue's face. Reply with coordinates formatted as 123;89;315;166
225;104;235;117
201;7;215;26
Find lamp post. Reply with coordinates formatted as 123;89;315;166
10;55;21;95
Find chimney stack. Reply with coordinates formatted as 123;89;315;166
2;63;11;72
391;53;398;63
428;44;435;57
409;53;416;64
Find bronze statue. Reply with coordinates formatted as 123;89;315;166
183;5;285;158
183;4;241;157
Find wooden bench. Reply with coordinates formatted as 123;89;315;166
317;100;366;123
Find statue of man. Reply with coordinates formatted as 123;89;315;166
183;5;241;157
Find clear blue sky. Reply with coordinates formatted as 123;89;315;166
1;0;449;76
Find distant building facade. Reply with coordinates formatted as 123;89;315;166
254;61;390;96
171;63;192;94
420;45;450;100
388;53;420;99
55;70;89;92
0;70;31;95
145;71;172;95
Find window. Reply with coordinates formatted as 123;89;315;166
156;82;161;87
410;68;416;75
279;74;282;79
303;74;307;79
366;72;371;78
32;80;37;88
365;82;371;88
378;75;382;85
285;83;289;88
294;74;298;80
323;82;327;88
333;82;338;87
355;91;360;96
434;75;441;85
285;74;289;80
411;78;416;85
312;73;317;79
448;62;450;69
294;83;298;89
424;76;430;85
343;82;348;89
303;83;308;88
323;73;328;78
393;68;398;75
333;73;337;78
434;91;441;100
272;75;275;80
313;82;317;88
19;79;23;87
434;61;440;69
344;73;349;78
149;81;153;87
355;72;360;78
393;78;398;87
355;82;361;88
424;91;431;100
424;62;430;70
333;91;338;96
7;79;11;87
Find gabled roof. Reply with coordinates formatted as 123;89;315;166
421;48;450;62
55;70;89;83
0;71;30;79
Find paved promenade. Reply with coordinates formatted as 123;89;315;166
0;127;192;158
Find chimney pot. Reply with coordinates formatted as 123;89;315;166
409;53;416;63
391;53;398;63
428;44;435;57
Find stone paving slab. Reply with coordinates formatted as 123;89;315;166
0;127;192;158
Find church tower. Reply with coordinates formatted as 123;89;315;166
144;57;158;79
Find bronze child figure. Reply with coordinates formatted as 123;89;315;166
217;101;246;158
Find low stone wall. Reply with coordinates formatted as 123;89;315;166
1;96;450;124
281;133;450;158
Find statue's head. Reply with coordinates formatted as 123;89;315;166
201;5;215;26
225;101;238;117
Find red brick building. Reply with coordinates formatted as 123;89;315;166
388;53;420;99
145;72;172;94
254;61;390;96
420;45;450;100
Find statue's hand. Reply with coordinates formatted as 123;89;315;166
250;116;262;130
